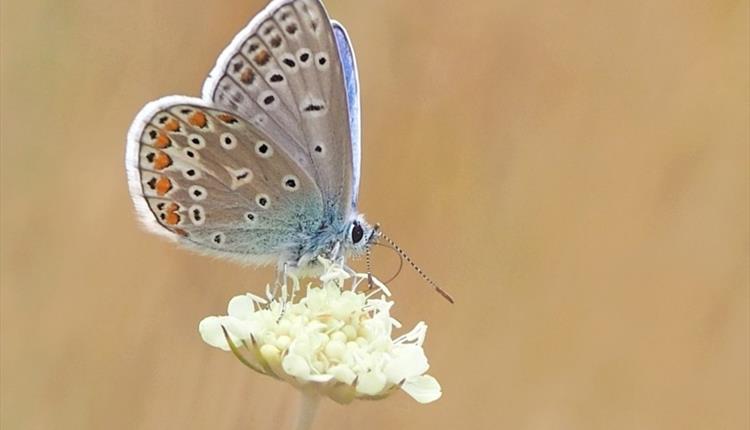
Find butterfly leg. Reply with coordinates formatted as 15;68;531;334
273;263;289;322
329;241;344;263
271;268;283;300
272;261;291;300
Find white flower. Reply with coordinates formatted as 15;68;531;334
198;259;442;404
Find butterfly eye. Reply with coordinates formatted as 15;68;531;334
351;223;364;244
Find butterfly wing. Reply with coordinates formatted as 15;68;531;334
126;96;325;264
202;0;360;223
332;21;361;209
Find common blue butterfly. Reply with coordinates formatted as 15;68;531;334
126;0;452;301
127;0;373;273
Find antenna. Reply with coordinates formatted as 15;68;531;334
373;241;404;284
377;229;455;304
365;244;374;290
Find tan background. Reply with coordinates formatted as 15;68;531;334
1;0;748;429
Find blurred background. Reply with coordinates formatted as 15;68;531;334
1;0;748;429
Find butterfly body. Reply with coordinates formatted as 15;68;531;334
126;0;377;273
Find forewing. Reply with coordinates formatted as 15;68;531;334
202;0;358;221
332;21;360;209
126;96;324;263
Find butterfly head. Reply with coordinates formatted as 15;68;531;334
344;216;379;256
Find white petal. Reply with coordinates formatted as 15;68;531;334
227;294;255;319
275;335;291;351
282;353;311;378
401;375;442;404
356;370;387;396
260;344;281;365
368;274;392;296
325;340;346;360
222;317;257;341
395;321;428;346
307;374;334;383
246;292;268;304
384;344;429;383
288;337;314;357
320;266;350;283
328;365;357;385
198;316;230;351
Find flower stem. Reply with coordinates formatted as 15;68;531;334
294;390;320;430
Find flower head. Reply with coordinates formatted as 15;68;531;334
199;259;442;404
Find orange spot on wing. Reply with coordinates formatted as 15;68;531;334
154;132;171;148
254;50;270;66
153;152;172;170
165;211;181;225
217;113;238;124
155;177;173;196
188;111;207;128
240;68;255;85
164;203;181;225
164;118;180;132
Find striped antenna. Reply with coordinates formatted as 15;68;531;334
377;229;455;304
365;244;374;290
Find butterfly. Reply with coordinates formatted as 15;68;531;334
126;0;453;303
126;0;375;274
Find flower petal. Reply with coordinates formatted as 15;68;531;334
198;316;230;351
328;364;357;385
356;370;387;396
198;259;443;405
307;374;334;383
282;353;311;378
320;265;350;283
384;344;429;383
227;294;255;319
222;317;256;341
367;274;392;297
401;375;442;404
395;321;428;346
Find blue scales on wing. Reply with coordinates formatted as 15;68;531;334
128;100;325;265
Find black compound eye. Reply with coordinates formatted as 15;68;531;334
351;223;364;244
